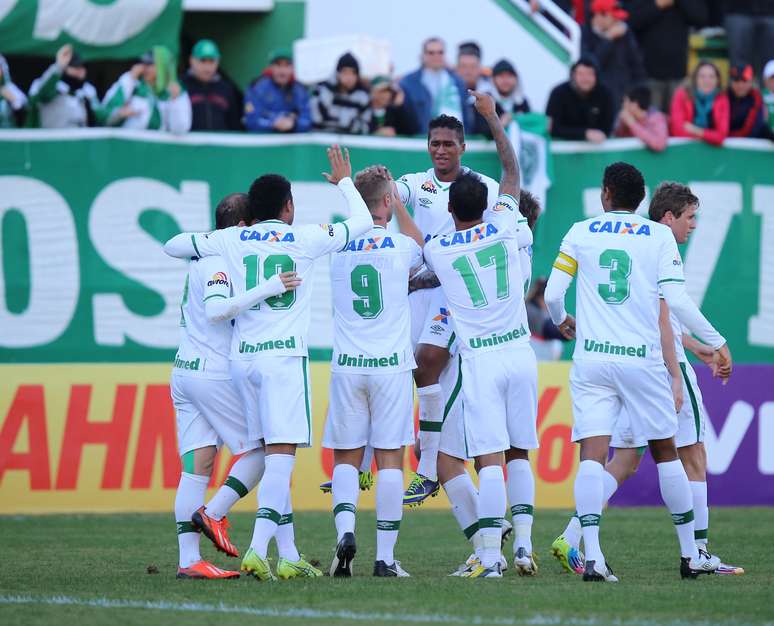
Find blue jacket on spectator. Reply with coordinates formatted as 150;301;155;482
244;73;311;133
399;68;474;134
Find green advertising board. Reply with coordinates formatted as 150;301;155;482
0;130;772;363
0;0;183;60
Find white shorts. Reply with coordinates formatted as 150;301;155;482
409;287;454;350
323;370;414;450
611;361;707;449
439;353;467;461
170;372;260;456
230;356;312;447
571;359;677;444
460;344;539;458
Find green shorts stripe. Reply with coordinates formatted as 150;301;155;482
680;362;701;443
442;354;463;421
191;234;201;258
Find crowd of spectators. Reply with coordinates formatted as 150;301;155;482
1;0;773;149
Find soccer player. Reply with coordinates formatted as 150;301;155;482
323;166;423;578
171;192;300;579
396;114;500;506
544;163;731;581
551;182;743;576
164;145;374;581
423;91;536;579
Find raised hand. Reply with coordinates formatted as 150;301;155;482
56;44;73;70
469;89;496;120
322;144;352;184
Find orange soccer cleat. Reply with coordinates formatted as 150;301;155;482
192;506;239;557
176;560;240;579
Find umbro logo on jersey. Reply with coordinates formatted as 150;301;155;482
240;229;296;242
589;220;651;236
421;180;437;194
439;223;498;246
419;197;432;207
343;236;396;252
433;308;450;324
207;272;228;286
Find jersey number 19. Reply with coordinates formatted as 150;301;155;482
243;254;296;310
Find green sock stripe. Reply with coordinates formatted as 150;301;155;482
463;521;479;540
671;510;695;525
511;504;534;517
181;451;195;474
176;521;198;535
694;528;708;540
376;520;401;531
579;513;601;527
419;419;443;432
333;503;356;516
278;513;293;526
256;507;281;524
479;517;505;530
224;476;249;498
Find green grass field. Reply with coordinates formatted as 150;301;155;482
1;508;772;626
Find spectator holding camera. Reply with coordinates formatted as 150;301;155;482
614;84;668;151
670;60;729;146
310;52;371;134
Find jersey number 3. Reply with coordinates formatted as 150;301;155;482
451;241;510;308
243;254;296;310
598;249;631;305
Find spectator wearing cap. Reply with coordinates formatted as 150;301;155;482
763;60;774;132
614;84;668;151
581;0;646;111
669;60;728;146
492;59;530;125
0;54;27;128
368;76;415;136
27;44;103;128
182;39;242;131
102;46;191;134
723;1;774;80
244;48;311;133
545;56;614;142
310;52;371;134
727;63;774;140
399;37;474;134
627;0;707;113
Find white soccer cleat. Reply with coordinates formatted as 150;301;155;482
681;550;721;578
513;547;538;576
582;559;618;582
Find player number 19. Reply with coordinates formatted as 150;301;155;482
243;253;297;310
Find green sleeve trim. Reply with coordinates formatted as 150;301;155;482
191;234;201;258
658;278;685;284
202;294;226;302
338;221;351;252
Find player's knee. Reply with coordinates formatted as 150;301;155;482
438;452;464;484
505;447;529;463
414;344;449;386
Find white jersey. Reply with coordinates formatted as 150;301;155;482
174;256;232;379
671;311;688;361
520;245;533;297
424;193;531;359
552;210;685;364
397;167;499;240
190;218;354;359
331;225;423;374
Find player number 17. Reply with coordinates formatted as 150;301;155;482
451;241;510;308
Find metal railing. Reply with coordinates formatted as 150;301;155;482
511;0;581;62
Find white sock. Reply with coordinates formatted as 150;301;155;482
332;463;359;541
250;453;295;558
275;491;300;561
175;472;209;568
477;465;506;569
443;473;480;544
376;468;403;564
657;460;699;560
506;459;534;554
360;446;374;473
690;480;709;547
602;470;619;507
574;459;605;567
205;448;265;520
416;384;444;481
562;513;582;549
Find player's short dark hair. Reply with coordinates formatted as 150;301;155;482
519;189;541;231
626;84;651;110
649;182;699;222
602;162;645;211
428;114;465;143
248;174;292;223
449;171;488;222
215;192;249;229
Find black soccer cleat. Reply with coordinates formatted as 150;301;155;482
373;560;410;577
582;559;618;582
329;532;357;577
680;550;721;579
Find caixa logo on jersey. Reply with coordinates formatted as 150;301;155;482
439;223;498;246
240;229;296;242
207;272;228;287
343;236;396;252
589;220;651;236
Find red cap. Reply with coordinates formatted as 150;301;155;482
591;0;629;19
729;63;754;82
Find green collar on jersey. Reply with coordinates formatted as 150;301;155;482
608;210;637;214
373;224;386;230
432;172;453;191
260;219;285;224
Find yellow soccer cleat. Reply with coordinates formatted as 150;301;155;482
240;547;277;581
551;534;584;574
277;555;323;579
460;561;503;578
